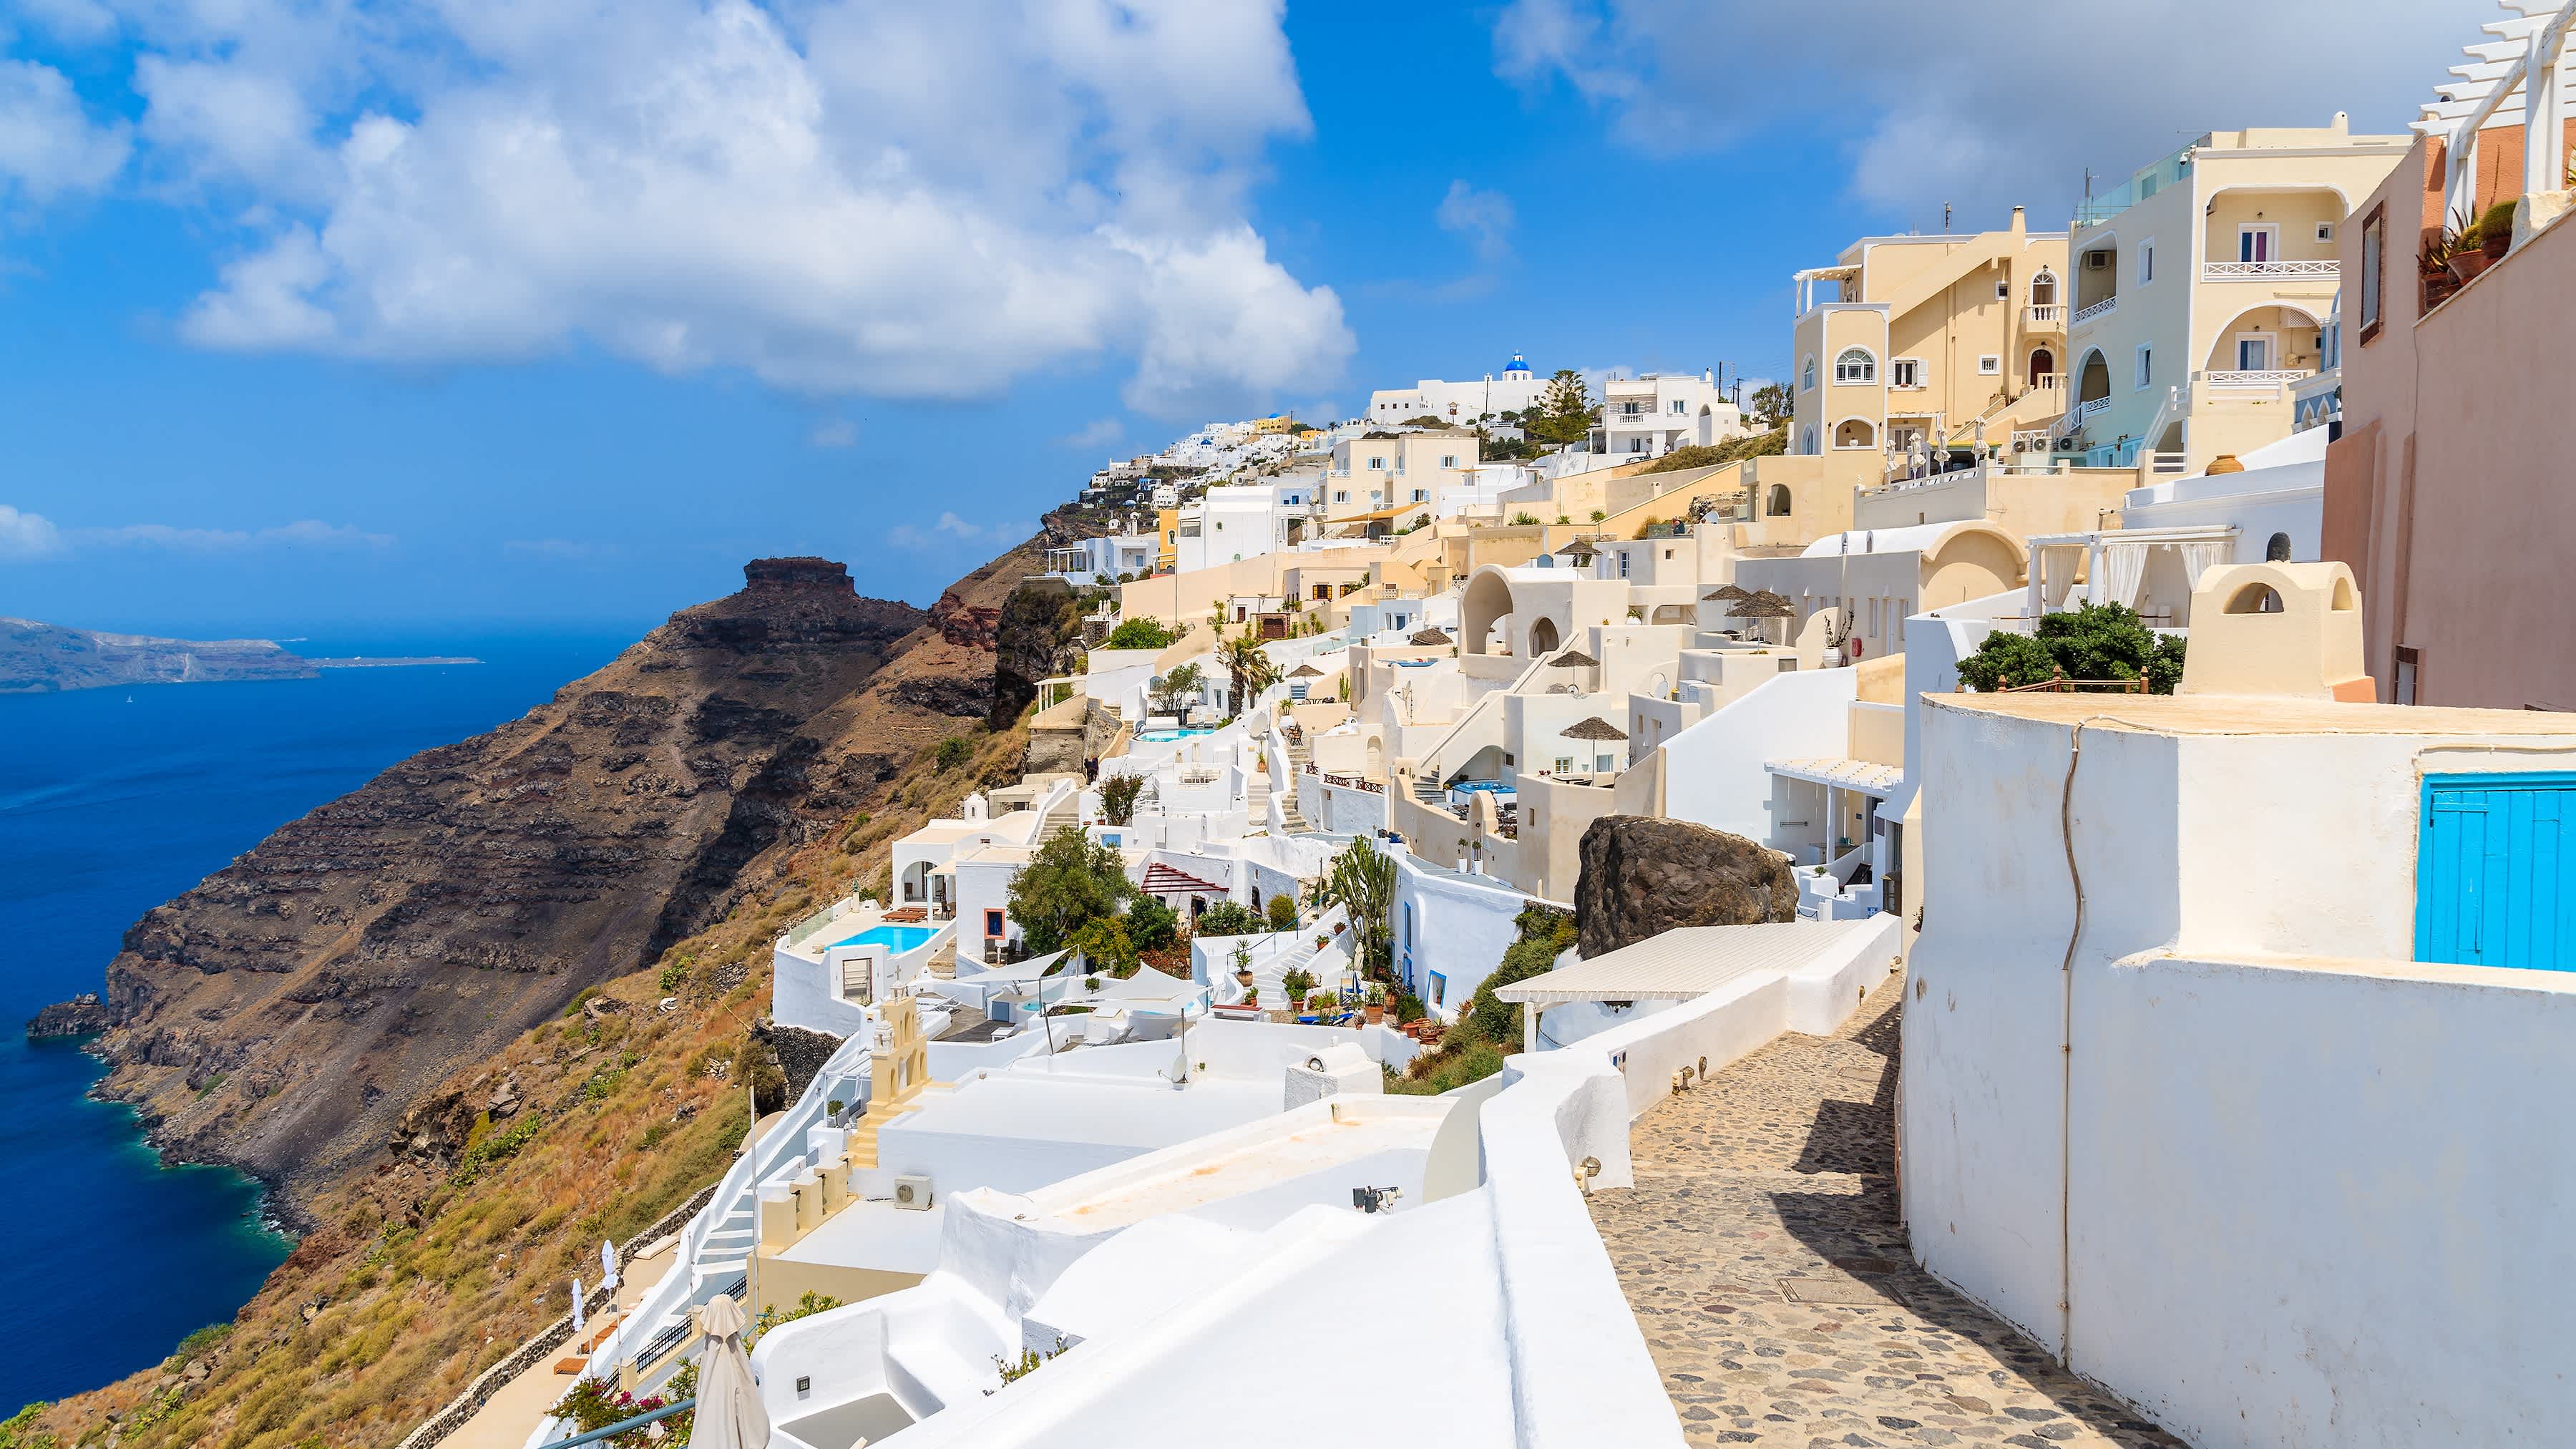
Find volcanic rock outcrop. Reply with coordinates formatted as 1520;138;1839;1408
1573;815;1799;958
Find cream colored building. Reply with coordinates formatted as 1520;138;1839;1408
2059;114;2406;472
1790;206;2072;476
1324;429;1480;526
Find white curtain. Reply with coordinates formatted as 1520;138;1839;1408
2097;541;2149;610
2176;539;2232;594
2039;545;2085;608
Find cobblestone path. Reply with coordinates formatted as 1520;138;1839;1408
1586;974;2184;1448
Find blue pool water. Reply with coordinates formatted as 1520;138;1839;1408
1137;728;1216;743
1449;780;1515;793
0;626;637;1409
829;925;939;953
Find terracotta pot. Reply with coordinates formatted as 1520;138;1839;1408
1288;995;1307;1012
2482;228;2512;260
2449;250;2495;284
1234;970;1254;987
1365;1003;1385;1025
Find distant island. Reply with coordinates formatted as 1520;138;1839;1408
0;617;480;694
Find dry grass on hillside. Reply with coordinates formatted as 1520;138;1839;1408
18;725;1030;1449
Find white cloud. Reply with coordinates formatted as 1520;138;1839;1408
1056;416;1123;449
809;418;859;449
892;511;1035;551
84;0;1349;417
1495;0;2462;219
1436;180;1514;263
504;538;614;560
0;504;65;560
0;57;131;203
74;517;393;552
15;0;118;46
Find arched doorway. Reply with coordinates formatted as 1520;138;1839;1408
1460;570;1515;655
1528;617;1561;655
2028;348;2056;389
1767;483;1792;517
2076;351;2112;405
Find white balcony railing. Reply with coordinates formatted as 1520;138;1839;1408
2200;369;2318;391
2201;260;2341;281
2072;296;2118;325
2026;304;2064;326
2077;396;2112;418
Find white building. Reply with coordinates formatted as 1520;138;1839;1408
1598;371;1746;458
1366;353;1550;426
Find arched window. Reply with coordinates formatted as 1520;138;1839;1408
2030;269;2058;306
1833;418;1877;450
1801;355;1818;391
1800;426;1818;455
1767;483;1792;517
1834;348;1876;384
2265;531;2293;562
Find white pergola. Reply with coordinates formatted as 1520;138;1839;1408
2024;525;2238;626
2417;1;2576;221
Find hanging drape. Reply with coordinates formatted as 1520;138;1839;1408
2176;539;2233;595
2097;541;2150;609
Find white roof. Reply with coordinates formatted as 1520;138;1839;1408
1797;522;1968;559
1494;919;1886;1005
1766;756;1903;793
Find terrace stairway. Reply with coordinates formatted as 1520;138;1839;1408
1277;736;1312;831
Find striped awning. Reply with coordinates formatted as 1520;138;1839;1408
1493;919;1888;1005
1141;862;1224;896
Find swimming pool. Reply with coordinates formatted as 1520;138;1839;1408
827;924;940;953
1448;780;1514;794
1137;728;1217;743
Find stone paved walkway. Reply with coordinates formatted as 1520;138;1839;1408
1587;973;2184;1448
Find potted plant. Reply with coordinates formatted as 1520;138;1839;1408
1231;941;1255;990
1363;984;1385;1025
1282;968;1314;1011
2479;199;2519;260
1241;985;1258;1008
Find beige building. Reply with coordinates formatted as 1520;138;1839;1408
1324;429;1479;525
1790;207;2072;478
2059;114;2408;472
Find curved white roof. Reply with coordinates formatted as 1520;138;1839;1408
1797;521;1981;559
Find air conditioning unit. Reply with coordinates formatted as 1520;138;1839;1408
2084;251;2108;269
2011;437;2031;454
2055;437;2080;452
892;1174;934;1211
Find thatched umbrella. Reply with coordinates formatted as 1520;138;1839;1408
1748;589;1792;608
1287;663;1324;678
1702;583;1752;603
1548;648;1601;668
1407;628;1453;646
1727;597;1795;619
1560;716;1629;741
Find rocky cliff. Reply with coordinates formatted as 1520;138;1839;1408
1573;815;1798;958
44;549;1040;1221
0;618;318;693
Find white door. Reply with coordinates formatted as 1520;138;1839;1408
2235;333;2273;371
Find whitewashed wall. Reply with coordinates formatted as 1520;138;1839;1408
1657;668;1858;841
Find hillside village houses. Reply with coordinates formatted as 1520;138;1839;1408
491;14;2576;1449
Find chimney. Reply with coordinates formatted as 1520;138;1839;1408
2009;205;2026;236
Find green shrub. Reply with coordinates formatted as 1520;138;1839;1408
1105;618;1179;650
1191;900;1264;938
1067;917;1138;978
1123;897;1179;953
1264;894;1299;932
1953;602;2185;693
1395;992;1426;1025
935;736;975;771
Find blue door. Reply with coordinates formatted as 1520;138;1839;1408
2416;774;2576;970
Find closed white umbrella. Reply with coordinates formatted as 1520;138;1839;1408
691;1296;769;1449
571;1277;586;1335
600;1239;619;1294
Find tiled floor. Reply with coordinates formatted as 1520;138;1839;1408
1586;975;2184;1448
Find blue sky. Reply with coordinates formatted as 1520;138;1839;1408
0;0;2464;638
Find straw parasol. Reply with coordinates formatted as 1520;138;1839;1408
1408;628;1453;646
691;1294;771;1449
1548;648;1600;668
1287;663;1324;678
1727;597;1795;619
1560;716;1629;741
1702;583;1752;603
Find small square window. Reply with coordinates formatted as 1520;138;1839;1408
1977;355;2001;374
1994;278;2009;300
2316;223;2335;243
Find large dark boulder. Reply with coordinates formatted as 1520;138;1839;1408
1574;815;1797;958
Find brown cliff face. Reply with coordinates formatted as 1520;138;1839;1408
67;549;1039;1219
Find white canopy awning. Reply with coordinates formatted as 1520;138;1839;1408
1765;756;1902;794
1494;919;1887;1006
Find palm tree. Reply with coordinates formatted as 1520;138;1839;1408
1149;662;1203;717
1218;635;1279;716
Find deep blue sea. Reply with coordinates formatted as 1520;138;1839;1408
0;627;636;1411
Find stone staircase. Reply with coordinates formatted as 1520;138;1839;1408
693;1201;756;1293
1277;736;1312;831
